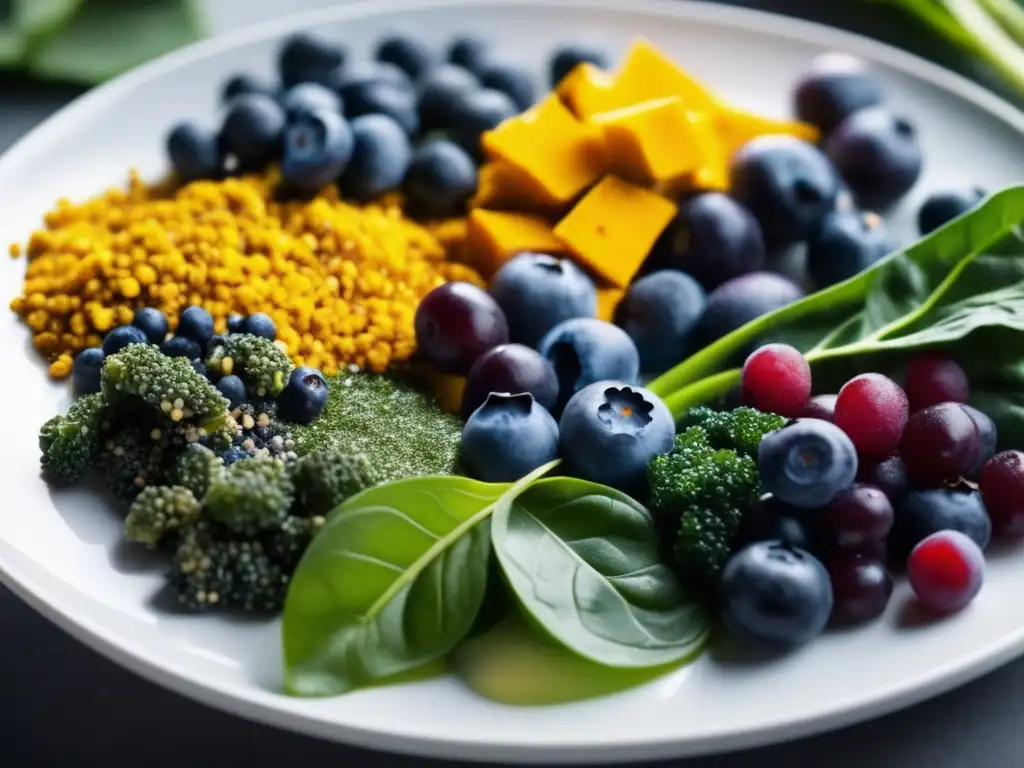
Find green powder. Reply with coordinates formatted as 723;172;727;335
291;371;463;481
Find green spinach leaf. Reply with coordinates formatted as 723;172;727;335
490;477;709;669
649;185;1024;419
282;461;557;697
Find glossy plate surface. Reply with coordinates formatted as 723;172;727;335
1;0;1023;762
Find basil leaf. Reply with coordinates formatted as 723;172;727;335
491;476;709;669
282;462;556;697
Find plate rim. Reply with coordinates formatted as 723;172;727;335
2;0;1024;762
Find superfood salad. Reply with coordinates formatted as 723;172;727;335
13;30;1024;705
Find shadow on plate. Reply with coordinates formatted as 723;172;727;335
707;627;793;668
47;473;123;547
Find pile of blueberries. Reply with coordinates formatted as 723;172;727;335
168;30;607;217
69;306;328;425
642;52;987;357
724;342;1021;650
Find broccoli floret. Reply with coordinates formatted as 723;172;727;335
206;334;293;397
166;444;225;500
647;427;761;586
39;392;107;485
169;521;287;613
101;343;230;431
681;406;786;458
96;423;168;504
262;515;325;572
202;456;294;533
290;445;379;517
125;485;201;546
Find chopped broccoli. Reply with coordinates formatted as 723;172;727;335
647;426;761;586
170;521;288;613
681;406;786;458
166;444;224;500
125;485;201;546
262;515;325;572
290;445;380;517
206;334;293;397
202;456;294;533
38;392;107;485
96;423;168;504
101;343;229;431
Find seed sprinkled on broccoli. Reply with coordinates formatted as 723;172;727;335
166;443;225;500
207;334;293;398
125;485;201;546
202;456;294;534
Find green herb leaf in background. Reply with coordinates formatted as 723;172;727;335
648;185;1024;430
282;461;558;697
490;477;710;669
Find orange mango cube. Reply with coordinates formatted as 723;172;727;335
467;209;567;277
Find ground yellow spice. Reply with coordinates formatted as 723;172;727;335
10;169;481;378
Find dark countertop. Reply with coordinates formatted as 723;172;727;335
2;2;1022;766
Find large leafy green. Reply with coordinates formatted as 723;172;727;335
282;462;557;697
490;477;709;669
649;185;1024;438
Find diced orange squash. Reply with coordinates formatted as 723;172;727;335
591;96;711;186
553;175;677;289
596;287;625;323
481;94;607;204
594;38;718;115
470;160;562;213
556;62;617;120
467;209;567;277
687;111;729;192
713;101;820;160
420;370;466;415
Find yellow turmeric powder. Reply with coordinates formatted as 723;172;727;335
10;168;481;378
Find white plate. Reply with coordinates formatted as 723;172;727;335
2;0;1024;763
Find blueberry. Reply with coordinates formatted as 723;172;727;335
281;82;343;119
344;81;420;136
461;344;559;421
807;209;894;289
616;270;706;374
889;487;991;569
417;64;479;132
827;107;923;212
793;53;884;138
403;140;477;218
736;497;821;555
653;193;766;290
450;88;518;158
102;325;148;356
177;305;215;345
219;93;286;172
338;114;413;201
698;272;804;346
166;122;222;182
243;312;277;341
227;314;247;334
758;418;859;509
539;318;640;413
278;32;346;88
447;35;491;75
479;60;536;110
730;135;841;251
375;35;436;80
918;187;986;235
550;42;611;86
720;541;833;651
132;307;169;344
559;382;675;493
282;109;355;191
160;335;202;360
221;73;276;104
191;360;210;380
331;61;411;100
963;404;998;475
461;393;559;482
71;347;105;395
489;253;597;349
206;333;230;354
217;374;247;409
278;366;330;424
